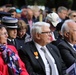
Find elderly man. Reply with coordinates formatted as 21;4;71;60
58;19;76;68
18;22;66;75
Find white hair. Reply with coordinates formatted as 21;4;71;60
31;22;50;35
61;19;75;36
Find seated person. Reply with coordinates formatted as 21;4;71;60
58;19;76;68
1;16;24;51
52;22;64;46
18;22;67;75
0;25;29;75
45;12;60;41
17;19;32;43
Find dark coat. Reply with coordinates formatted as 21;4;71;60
7;38;25;51
18;41;66;75
58;39;76;68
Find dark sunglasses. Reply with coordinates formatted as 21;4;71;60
72;15;76;17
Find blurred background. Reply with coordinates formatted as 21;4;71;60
0;0;76;10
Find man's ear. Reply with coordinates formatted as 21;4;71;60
64;32;69;37
35;33;41;39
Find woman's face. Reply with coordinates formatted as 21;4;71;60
0;27;8;45
17;29;26;38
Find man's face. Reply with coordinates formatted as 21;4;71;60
58;10;67;19
36;26;51;46
7;28;17;39
27;9;33;20
65;22;76;44
0;27;8;44
21;8;27;16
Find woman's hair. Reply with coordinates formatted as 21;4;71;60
17;19;28;30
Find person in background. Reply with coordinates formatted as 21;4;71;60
17;19;32;43
58;19;76;68
51;22;64;46
0;25;29;75
15;9;22;19
18;22;67;75
8;8;17;18
24;8;38;36
0;11;12;24
57;6;68;22
45;12;60;41
32;6;40;22
68;10;76;22
21;5;27;21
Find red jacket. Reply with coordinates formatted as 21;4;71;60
0;45;29;75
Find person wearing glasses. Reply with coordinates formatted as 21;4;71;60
0;25;29;75
68;10;76;22
18;22;67;75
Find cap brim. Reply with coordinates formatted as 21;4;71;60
7;26;18;28
51;22;59;27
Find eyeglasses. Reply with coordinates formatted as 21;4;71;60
41;31;52;34
72;15;76;17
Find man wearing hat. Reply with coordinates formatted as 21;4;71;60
1;16;21;51
0;11;12;24
45;12;60;41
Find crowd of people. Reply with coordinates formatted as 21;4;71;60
0;4;76;75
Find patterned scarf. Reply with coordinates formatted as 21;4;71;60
0;44;22;75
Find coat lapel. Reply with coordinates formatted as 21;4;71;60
30;41;45;72
64;40;76;57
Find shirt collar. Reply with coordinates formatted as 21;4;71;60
68;42;74;47
34;42;42;49
8;38;14;42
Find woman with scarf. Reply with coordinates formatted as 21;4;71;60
0;25;29;75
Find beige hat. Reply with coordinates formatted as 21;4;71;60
46;12;60;27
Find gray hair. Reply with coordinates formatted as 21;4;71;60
57;6;68;13
31;22;50;35
61;19;75;36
